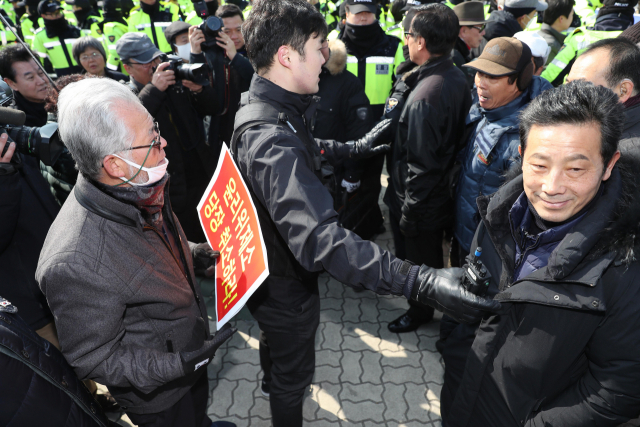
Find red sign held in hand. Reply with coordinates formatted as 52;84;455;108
198;144;269;327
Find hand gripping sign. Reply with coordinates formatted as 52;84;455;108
198;144;269;327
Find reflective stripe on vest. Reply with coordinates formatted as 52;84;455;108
346;54;395;105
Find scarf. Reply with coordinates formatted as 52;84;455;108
623;91;640;109
343;22;385;58
14;91;47;127
94;173;169;228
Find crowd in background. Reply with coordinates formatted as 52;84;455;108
2;0;640;426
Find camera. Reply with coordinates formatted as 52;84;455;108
161;54;210;86
0;82;63;168
197;15;224;50
1;120;64;167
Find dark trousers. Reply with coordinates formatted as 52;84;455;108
390;211;442;320
126;372;211;427
250;288;320;427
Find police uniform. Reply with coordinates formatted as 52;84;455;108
102;20;128;71
127;0;179;53
0;11;17;47
19;13;43;45
31;0;82;76
540;26;623;86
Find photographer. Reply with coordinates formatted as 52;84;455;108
117;31;218;243
188;4;253;157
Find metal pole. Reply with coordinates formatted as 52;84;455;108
0;12;59;92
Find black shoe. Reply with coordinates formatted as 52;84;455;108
261;379;270;398
388;312;431;333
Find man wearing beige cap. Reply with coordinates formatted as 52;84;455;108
453;1;488;86
445;37;552;422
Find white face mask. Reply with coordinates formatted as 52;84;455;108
175;43;191;62
525;13;537;29
113;155;169;186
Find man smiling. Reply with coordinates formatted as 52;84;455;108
441;80;640;427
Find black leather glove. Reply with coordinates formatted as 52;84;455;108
193;243;219;277
180;323;236;375
346;119;392;159
399;214;419;238
409;266;502;324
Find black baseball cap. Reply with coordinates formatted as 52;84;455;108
346;0;376;14
37;0;62;14
402;0;430;11
65;0;90;8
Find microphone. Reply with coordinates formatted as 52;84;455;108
0;106;26;127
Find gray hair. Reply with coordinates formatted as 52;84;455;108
72;36;107;65
57;78;149;180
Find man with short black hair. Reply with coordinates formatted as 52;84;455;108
442;79;640;427
0;43;48;126
538;0;574;64
386;4;472;333
567;37;640;147
237;1;500;425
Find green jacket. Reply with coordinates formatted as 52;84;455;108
128;1;179;53
540;27;621;86
20;14;43;46
32;24;83;76
102;21;128;73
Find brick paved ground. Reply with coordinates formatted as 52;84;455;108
116;172;445;427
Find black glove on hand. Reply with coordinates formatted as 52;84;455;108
180;323;236;375
346;119;392;159
193;243;219;277
399;214;419;238
410;265;502;324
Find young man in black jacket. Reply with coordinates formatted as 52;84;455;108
235;1;500;426
440;81;640;427
386;4;472;333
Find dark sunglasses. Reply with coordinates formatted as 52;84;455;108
469;24;486;32
121;122;162;152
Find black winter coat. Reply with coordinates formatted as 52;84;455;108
0;155;59;330
234;75;412;308
441;155;640;427
0;300;113;427
389;56;471;231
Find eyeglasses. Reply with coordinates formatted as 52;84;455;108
80;51;102;61
121;122;162;152
404;32;415;39
469;24;486;31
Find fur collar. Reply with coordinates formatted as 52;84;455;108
325;39;347;76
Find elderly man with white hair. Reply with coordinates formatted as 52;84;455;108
35;78;236;427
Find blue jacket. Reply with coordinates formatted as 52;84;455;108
454;76;552;252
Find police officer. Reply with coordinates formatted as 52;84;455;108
19;0;43;45
236;2;500;426
99;0;128;72
66;0;102;39
541;0;636;86
127;0;179;53
32;0;82;76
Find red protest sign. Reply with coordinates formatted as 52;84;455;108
197;144;269;327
